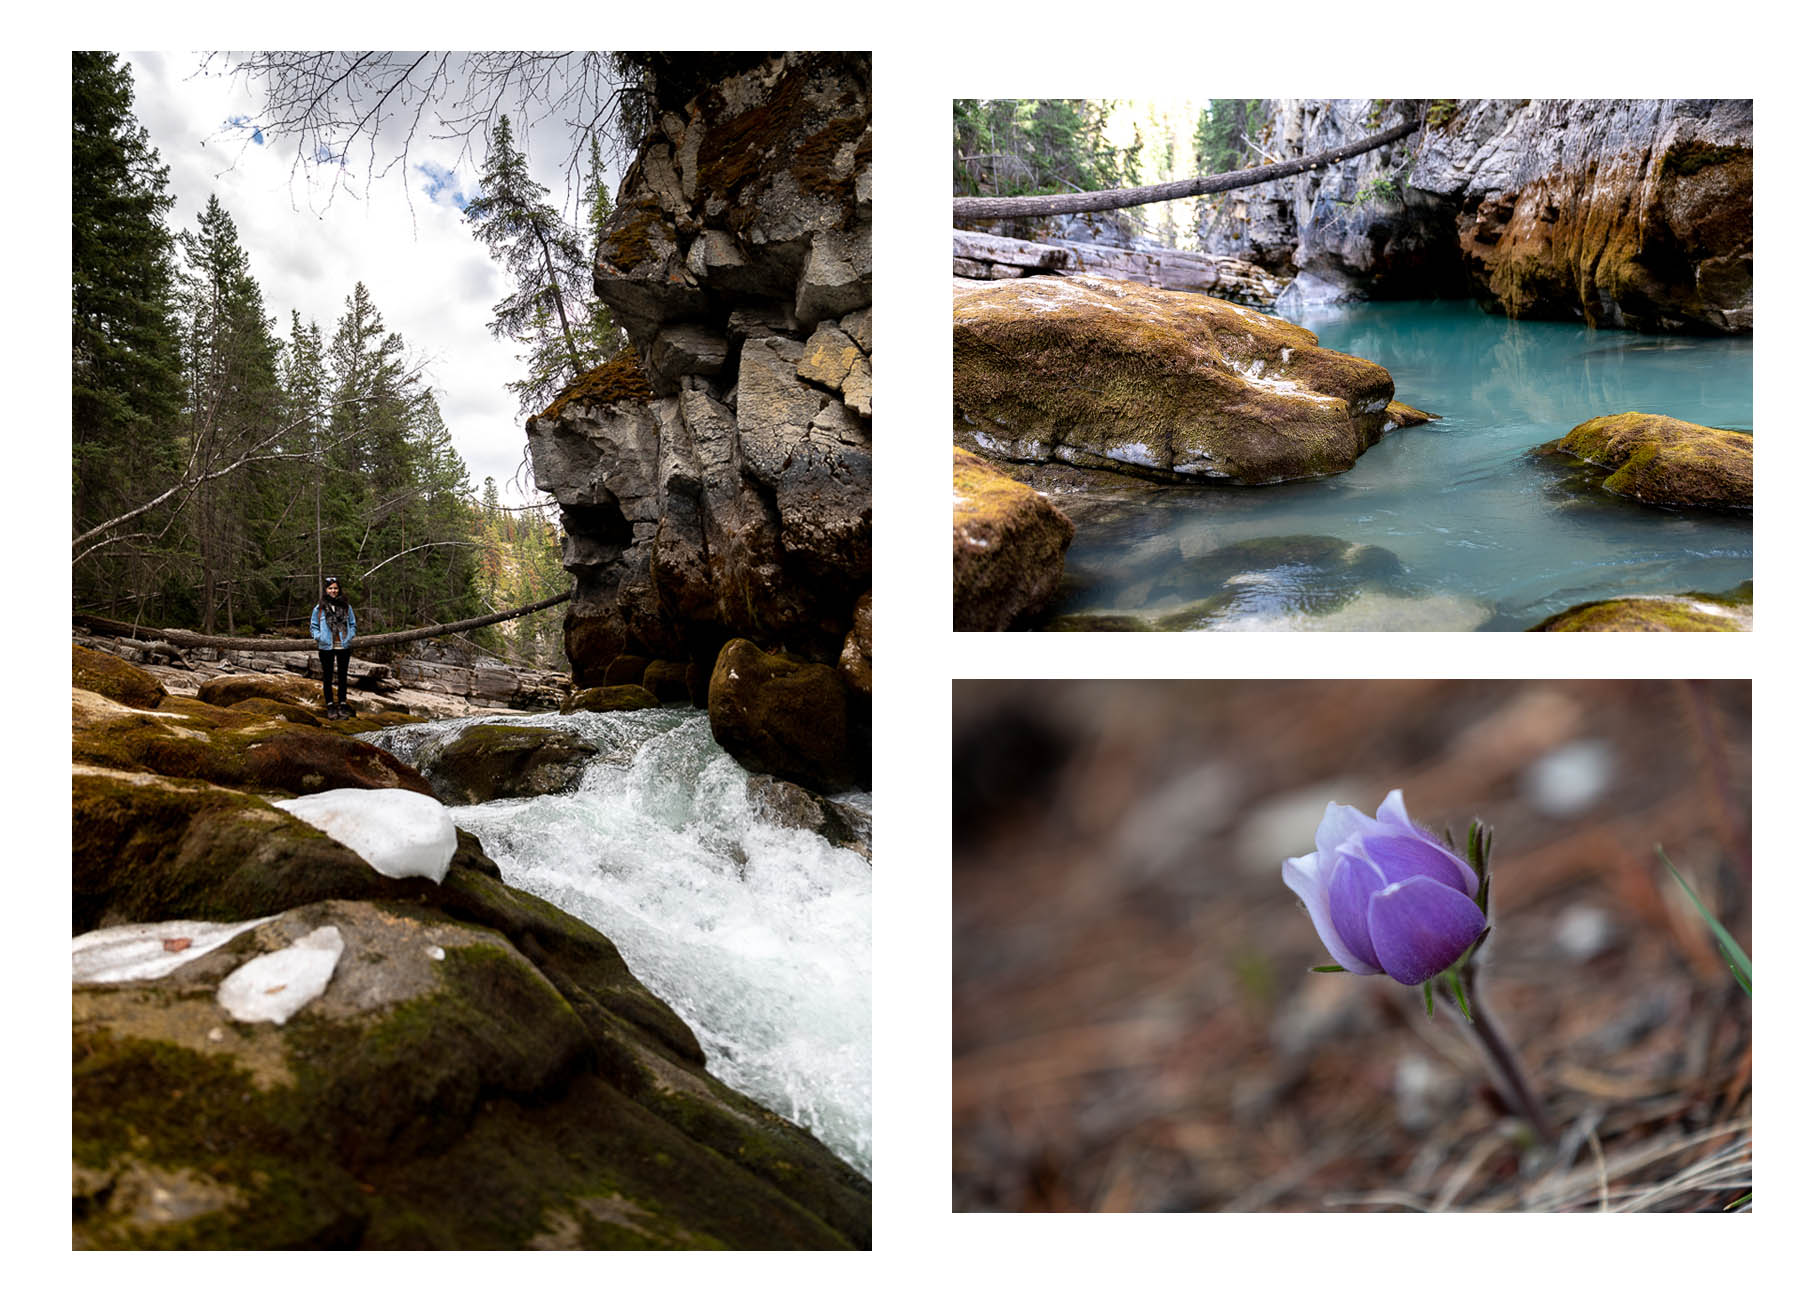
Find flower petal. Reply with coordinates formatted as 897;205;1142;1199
1371;789;1479;896
1366;876;1488;986
1326;847;1386;970
1282;852;1380;975
1357;827;1479;898
1315;800;1382;859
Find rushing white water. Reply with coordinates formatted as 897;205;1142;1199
373;708;872;1175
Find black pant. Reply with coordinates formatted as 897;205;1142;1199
320;648;349;703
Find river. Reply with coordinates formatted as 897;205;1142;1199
371;708;872;1176
1045;299;1751;630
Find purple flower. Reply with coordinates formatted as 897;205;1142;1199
1282;790;1487;986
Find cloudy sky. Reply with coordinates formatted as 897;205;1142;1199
123;51;625;505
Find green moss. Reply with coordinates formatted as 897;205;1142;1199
599;200;665;271
73;1027;368;1248
72;644;165;708
1529;594;1747;631
1663;140;1750;179
538;347;655;421
1536;412;1752;511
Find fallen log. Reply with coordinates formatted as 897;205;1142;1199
950;230;1288;306
951;119;1421;223
73;589;573;653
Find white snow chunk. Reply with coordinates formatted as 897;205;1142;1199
273;787;457;883
72;917;271;984
216;926;345;1025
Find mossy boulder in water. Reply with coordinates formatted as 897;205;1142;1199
1532;412;1752;511
561;684;659;714
421;724;600;805
953;275;1415;485
1530;584;1752;631
1048;533;1411;632
708;638;859;793
953;449;1075;631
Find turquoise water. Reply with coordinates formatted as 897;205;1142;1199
1049;300;1752;630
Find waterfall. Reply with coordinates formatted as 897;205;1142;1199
373;709;872;1175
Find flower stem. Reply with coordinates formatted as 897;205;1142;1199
1460;967;1557;1148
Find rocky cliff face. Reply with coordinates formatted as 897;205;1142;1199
1204;99;1751;333
527;54;870;787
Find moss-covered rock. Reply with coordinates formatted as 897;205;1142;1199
72;644;165;708
642;659;691;703
1532;412;1752;511
707;639;859;793
954;274;1414;485
1529;585;1752;631
197;673;318;709
421;724;600;805
73;899;863;1249
953;450;1075;631
72;691;431;799
561;684;660;715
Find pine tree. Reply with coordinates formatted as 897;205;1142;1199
174;195;286;632
465;115;594;416
72;51;186;615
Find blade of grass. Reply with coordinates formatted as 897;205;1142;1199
1657;846;1751;996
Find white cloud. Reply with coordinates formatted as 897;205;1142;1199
125;51;620;506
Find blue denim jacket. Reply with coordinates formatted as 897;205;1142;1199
311;603;356;651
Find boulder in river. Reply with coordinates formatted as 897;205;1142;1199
415;723;601;805
1533;412;1752;511
953;450;1075;631
1530;584;1752;631
707;638;859;793
562;684;660;715
953;275;1414;485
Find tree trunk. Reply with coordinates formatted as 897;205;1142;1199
75;589;573;652
951;119;1422;222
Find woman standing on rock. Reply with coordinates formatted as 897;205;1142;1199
311;577;357;719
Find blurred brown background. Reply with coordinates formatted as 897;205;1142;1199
952;680;1750;1212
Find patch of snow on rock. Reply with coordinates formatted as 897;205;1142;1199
216;926;345;1025
73;917;271;984
273;787;457;883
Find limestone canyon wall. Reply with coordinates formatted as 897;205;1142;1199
1203;99;1751;333
527;53;870;790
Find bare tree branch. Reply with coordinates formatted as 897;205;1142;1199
201;52;635;218
361;539;483;580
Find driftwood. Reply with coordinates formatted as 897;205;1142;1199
951;119;1421;223
950;230;1288;306
73;589;573;653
